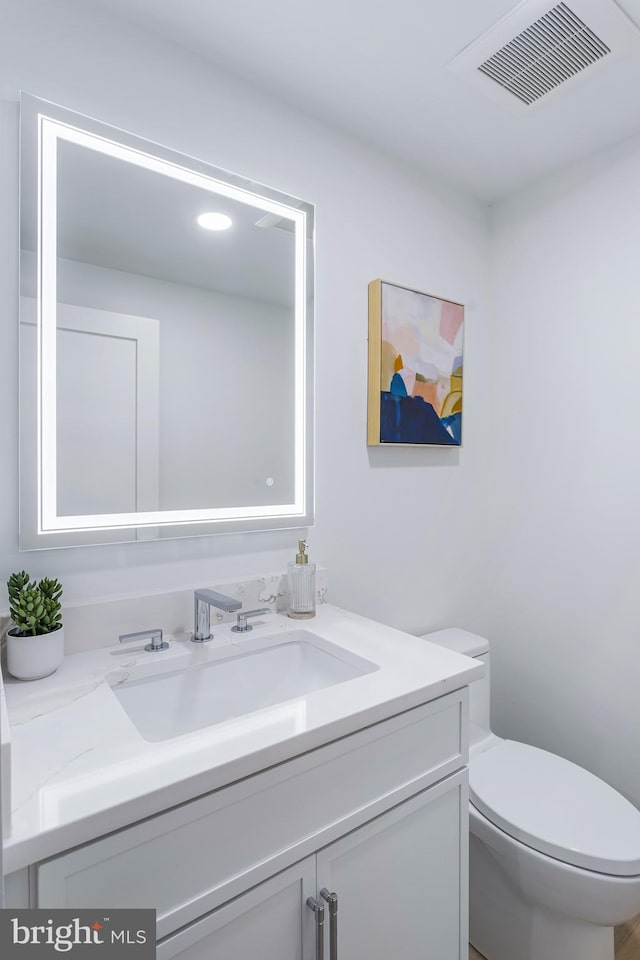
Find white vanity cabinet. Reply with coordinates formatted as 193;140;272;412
158;775;466;960
33;689;469;959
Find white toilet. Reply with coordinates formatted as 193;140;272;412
423;628;640;960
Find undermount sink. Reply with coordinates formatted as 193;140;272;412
109;630;378;742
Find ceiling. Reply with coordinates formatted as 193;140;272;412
83;0;640;201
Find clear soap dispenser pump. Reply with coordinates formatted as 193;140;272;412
287;540;316;619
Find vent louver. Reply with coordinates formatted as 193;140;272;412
448;0;640;111
478;3;610;105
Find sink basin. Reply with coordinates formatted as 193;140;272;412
109;630;378;742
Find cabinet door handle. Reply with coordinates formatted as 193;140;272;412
307;897;325;960
320;888;338;960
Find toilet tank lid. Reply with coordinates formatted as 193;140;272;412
421;627;489;658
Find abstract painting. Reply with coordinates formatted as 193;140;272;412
368;279;464;446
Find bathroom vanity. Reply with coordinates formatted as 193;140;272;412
1;604;481;959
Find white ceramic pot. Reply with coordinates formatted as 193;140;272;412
6;625;64;680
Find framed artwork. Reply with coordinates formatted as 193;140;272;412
367;279;464;446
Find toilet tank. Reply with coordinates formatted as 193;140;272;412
421;628;491;737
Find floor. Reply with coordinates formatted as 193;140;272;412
468;913;640;959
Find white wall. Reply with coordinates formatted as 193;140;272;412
0;0;491;638
490;134;640;806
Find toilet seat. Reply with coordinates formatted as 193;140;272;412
469;740;640;876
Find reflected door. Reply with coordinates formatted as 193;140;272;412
20;298;159;546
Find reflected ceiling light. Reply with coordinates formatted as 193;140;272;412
197;211;232;231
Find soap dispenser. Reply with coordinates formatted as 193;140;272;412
287;540;316;619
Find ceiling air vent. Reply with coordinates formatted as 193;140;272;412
448;0;640;110
479;4;610;105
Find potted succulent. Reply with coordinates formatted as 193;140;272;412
6;571;64;680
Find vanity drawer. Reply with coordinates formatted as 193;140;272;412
37;689;467;938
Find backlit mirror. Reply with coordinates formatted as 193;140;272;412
19;95;314;548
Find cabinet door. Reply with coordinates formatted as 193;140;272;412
316;770;468;960
157;857;316;960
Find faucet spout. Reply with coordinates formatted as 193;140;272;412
193;589;242;643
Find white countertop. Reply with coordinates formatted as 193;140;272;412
1;604;482;873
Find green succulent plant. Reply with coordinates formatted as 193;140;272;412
7;571;63;637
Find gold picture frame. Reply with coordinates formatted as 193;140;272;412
367;279;464;446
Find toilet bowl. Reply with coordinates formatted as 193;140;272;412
422;628;640;960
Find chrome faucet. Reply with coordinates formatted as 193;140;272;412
192;589;242;643
119;628;169;653
231;608;271;633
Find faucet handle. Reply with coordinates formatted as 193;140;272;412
119;628;169;652
231;608;271;633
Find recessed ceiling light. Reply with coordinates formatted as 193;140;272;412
197;212;232;231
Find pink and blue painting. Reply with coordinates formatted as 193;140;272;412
368;280;463;446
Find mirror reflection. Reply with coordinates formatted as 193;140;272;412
19;95;314;547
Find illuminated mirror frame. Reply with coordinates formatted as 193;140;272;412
20;95;314;545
